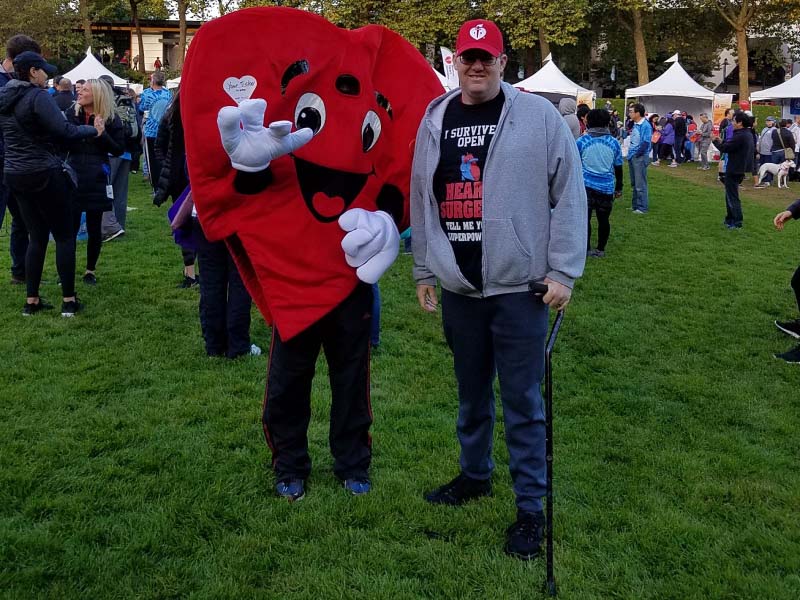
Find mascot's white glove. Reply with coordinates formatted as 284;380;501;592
217;98;313;172
339;209;400;284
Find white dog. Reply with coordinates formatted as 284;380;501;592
757;160;796;188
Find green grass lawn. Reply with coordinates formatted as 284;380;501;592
1;168;799;599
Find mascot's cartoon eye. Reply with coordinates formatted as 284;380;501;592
361;111;382;153
294;93;326;135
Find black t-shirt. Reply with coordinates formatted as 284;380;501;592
433;91;504;291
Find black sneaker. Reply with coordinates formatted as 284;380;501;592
83;272;97;286
424;473;492;505
775;345;800;364
775;319;800;339
504;510;545;560
22;299;54;316
178;275;199;289
61;299;82;318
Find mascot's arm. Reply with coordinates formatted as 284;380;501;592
339;208;400;284
217;98;313;193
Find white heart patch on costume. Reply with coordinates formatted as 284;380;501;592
470;25;486;41
223;76;257;104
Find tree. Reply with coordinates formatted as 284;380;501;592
664;0;800;99
486;0;589;75
0;0;83;60
377;0;473;49
707;0;757;99
176;0;189;69
129;0;148;73
612;1;657;85
217;0;238;13
78;0;94;49
166;0;207;70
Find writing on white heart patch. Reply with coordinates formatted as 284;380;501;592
223;76;257;104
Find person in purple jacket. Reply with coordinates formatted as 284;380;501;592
659;115;676;165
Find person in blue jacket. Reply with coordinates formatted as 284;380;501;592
626;103;652;214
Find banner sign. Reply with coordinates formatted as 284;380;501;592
440;47;458;90
576;90;595;108
712;93;733;135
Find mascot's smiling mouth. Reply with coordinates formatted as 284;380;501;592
292;156;372;222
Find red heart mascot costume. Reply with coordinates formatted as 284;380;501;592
181;7;442;499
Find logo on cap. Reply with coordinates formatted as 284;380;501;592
470;24;487;41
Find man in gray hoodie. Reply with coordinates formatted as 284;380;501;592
559;97;581;140
411;19;586;561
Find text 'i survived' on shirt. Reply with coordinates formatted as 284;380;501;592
433;91;504;291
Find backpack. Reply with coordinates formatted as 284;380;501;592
114;94;139;141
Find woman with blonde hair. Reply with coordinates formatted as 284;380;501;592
64;78;124;286
0;51;98;317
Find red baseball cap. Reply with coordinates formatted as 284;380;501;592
455;20;504;57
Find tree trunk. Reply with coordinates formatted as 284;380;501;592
538;27;550;65
525;47;536;77
218;0;234;15
79;0;92;49
131;1;146;74
631;9;649;85
735;26;749;100
177;0;188;70
425;43;435;67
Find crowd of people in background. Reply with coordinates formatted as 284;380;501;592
563;94;800;363
2;31;800;366
0;33;260;357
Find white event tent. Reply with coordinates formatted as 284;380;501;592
62;48;128;86
625;57;714;117
750;72;800;119
515;57;594;105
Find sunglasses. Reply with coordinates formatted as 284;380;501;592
458;52;499;66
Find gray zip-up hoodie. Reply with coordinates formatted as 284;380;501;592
558;97;581;140
411;83;587;296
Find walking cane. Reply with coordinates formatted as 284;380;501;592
141;113;151;186
529;282;565;597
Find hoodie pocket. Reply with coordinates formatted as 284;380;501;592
483;218;531;285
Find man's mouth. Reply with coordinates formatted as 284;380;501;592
292;156;371;222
